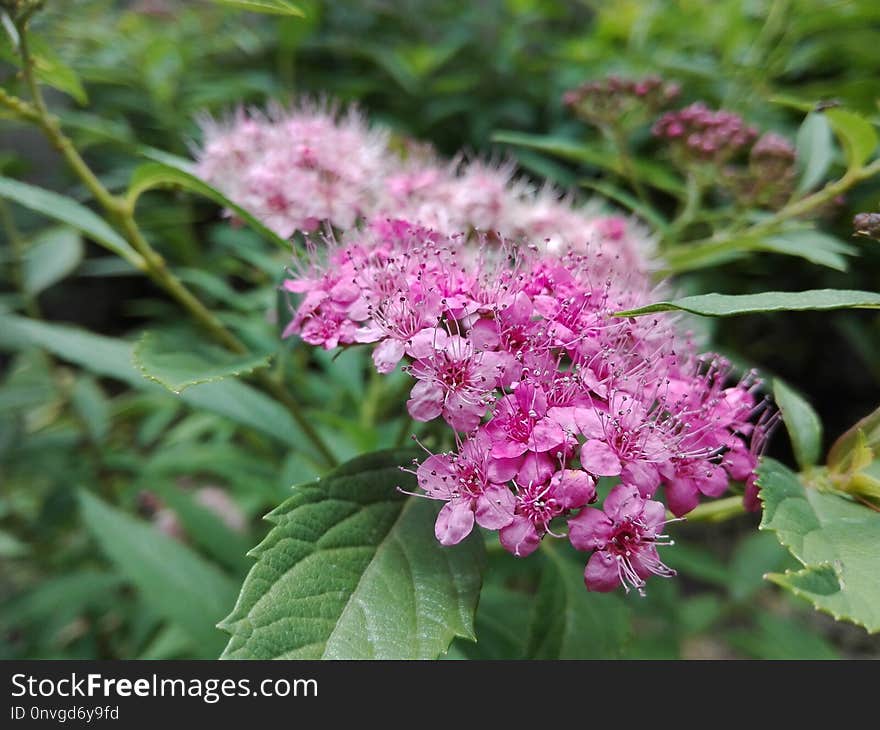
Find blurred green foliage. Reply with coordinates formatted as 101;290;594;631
1;0;879;658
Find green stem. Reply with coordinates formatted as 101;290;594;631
9;16;338;469
606;127;649;206
662;159;880;272
665;173;703;244
678;496;746;523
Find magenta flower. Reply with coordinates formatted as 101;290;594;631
414;435;515;545
500;469;596;557
484;382;567;458
568;484;675;594
407;334;505;432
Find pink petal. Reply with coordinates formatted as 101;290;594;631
499;517;541;558
530;418;566;452
580;440;622;476
406;327;448;359
434;500;475;546
665;477;699;517
487;455;522;484
697;462;729;497
469;318;501;351
516;452;555;487
567;507;613;551
474;484;516;530
621;461;661;498
584;551;620;592
407;380;443;422
551;470;596;510
574;407;605;438
602;484;642;520
372;338;405;374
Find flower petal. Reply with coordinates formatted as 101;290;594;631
579;439;622;476
434;500;475;546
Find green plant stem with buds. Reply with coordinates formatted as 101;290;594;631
662;158;880;272
2;15;338;468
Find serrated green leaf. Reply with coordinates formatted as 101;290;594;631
796;112;834;192
126;163;288;250
773;379;823;468
209;0;305;16
525;544;630;658
616;289;880;318
22;226;83;295
826;108;878;171
134;330;272;394
0;177;142;266
220;450;485;659
79;491;236;656
758;458;880;633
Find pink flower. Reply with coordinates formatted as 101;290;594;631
500;469;595;557
414;435;515;545
406;334;505;432
484;382;567;458
568;484;675;594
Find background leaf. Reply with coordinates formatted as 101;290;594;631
826;108;878;171
795;112;834;193
22;226;84;295
525;544;630;658
773;379;824;468
79;491;237;656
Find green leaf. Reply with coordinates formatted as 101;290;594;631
32;49;88;105
0;314;311;452
453;584;533;659
220;450;485;659
796;112;834;193
759;230;855;272
79;491;237;655
727;532;791;603
0;177;143;266
22;226;83;295
134;330;272;394
492;130;685;194
827;403;880;472
209;0;305;16
773;379;823;468
580;178;671;235
616;289;880;318
727;612;839;659
153;485;253;575
826;108;878;171
525;544;630;658
70;376;110;444
126;162;289;250
758;458;880;633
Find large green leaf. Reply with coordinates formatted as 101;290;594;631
617;289;880;317
220;450;485;659
795;112;834;193
208;0;305;16
758;458;880;633
0;314;308;450
0;177;142;266
79;491;237;656
126;162;289;250
134;329;272;394
22;227;84;295
525;544;630;658
773;379;823;469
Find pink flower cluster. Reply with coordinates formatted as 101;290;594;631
652;102;758;163
196;101;651;270
284;219;772;595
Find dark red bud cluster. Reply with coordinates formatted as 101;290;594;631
652;103;758;163
563;75;681;127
